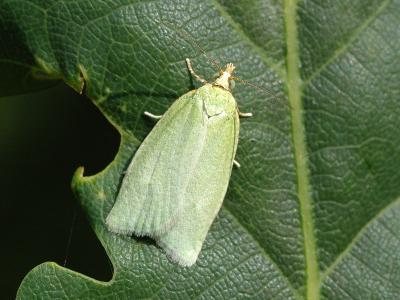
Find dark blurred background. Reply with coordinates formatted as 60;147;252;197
0;83;119;299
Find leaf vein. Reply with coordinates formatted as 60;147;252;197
303;0;392;86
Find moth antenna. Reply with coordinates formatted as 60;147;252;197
232;76;292;110
154;18;291;110
155;20;223;73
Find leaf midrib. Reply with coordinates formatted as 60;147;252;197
284;1;320;300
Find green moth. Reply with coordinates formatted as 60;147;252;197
106;59;251;266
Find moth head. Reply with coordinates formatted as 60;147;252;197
225;63;235;75
214;63;236;91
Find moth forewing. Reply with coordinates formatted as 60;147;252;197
106;90;206;237
106;62;247;266
158;113;239;266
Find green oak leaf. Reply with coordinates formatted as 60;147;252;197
1;0;399;299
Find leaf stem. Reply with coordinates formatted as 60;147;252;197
284;1;320;299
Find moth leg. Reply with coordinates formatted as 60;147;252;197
233;160;241;168
144;111;163;120
186;58;208;85
238;111;253;117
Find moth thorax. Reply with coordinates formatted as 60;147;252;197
213;63;235;91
